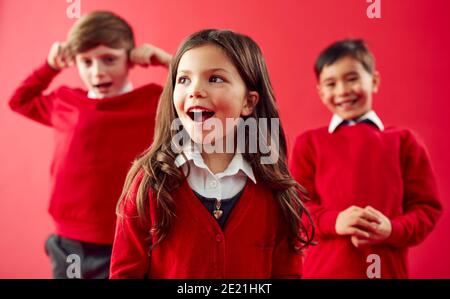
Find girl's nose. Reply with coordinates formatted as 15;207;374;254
189;81;207;98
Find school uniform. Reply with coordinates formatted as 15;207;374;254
289;111;442;278
110;145;302;278
9;61;162;278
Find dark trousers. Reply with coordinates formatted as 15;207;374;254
44;234;112;279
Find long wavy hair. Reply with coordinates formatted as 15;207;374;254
117;29;315;251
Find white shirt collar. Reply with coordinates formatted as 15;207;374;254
328;110;384;133
87;81;134;99
174;142;256;184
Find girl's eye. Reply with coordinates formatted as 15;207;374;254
324;82;335;88
210;76;224;83
177;76;190;84
347;76;359;82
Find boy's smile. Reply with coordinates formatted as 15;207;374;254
317;56;380;120
75;45;131;98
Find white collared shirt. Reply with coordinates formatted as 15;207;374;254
328;110;384;133
87;82;134;99
174;143;256;201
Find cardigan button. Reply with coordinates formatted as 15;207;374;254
215;234;223;242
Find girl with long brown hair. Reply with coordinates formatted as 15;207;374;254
110;29;314;278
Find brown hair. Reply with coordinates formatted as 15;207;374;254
117;29;315;252
66;11;135;57
314;39;375;79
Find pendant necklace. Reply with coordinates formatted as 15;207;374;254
213;199;223;219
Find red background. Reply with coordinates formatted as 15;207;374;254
1;0;449;278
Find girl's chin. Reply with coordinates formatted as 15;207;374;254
188;130;236;150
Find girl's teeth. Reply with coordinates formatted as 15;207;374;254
191;109;211;112
188;110;215;122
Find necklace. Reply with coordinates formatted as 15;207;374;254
213;199;223;219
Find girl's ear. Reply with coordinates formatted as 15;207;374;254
241;91;259;116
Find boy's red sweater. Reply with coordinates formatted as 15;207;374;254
289;123;442;278
9;62;162;244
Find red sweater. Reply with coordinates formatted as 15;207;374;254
110;173;302;279
289;123;442;278
9;62;162;244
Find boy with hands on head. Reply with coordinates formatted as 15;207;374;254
47;41;171;71
9;11;171;278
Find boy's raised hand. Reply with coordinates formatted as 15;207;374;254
129;44;172;68
350;206;392;248
335;205;381;239
47;42;73;71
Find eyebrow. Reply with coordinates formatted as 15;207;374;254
177;68;230;74
321;77;335;84
344;71;359;77
78;53;120;59
321;71;360;83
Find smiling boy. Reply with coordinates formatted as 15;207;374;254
9;11;171;278
289;39;442;278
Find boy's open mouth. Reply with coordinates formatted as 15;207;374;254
187;106;215;122
93;82;113;89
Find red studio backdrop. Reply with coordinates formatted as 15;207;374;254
0;0;449;278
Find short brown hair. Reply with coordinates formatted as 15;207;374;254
67;11;135;56
314;39;375;79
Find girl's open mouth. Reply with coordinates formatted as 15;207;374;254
187;106;215;122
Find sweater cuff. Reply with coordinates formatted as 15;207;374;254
318;210;340;237
384;218;404;248
35;60;61;81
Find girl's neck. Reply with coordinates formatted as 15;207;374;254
201;151;235;174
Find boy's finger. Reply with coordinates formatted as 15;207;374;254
61;45;71;58
365;206;384;219
55;42;61;55
354;217;379;232
360;209;382;224
352;236;371;248
350;205;363;212
55;56;63;68
67;57;75;67
349;227;371;239
129;49;137;63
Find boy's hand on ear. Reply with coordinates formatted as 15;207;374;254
47;42;73;71
335;205;381;239
130;44;172;68
350;206;392;248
